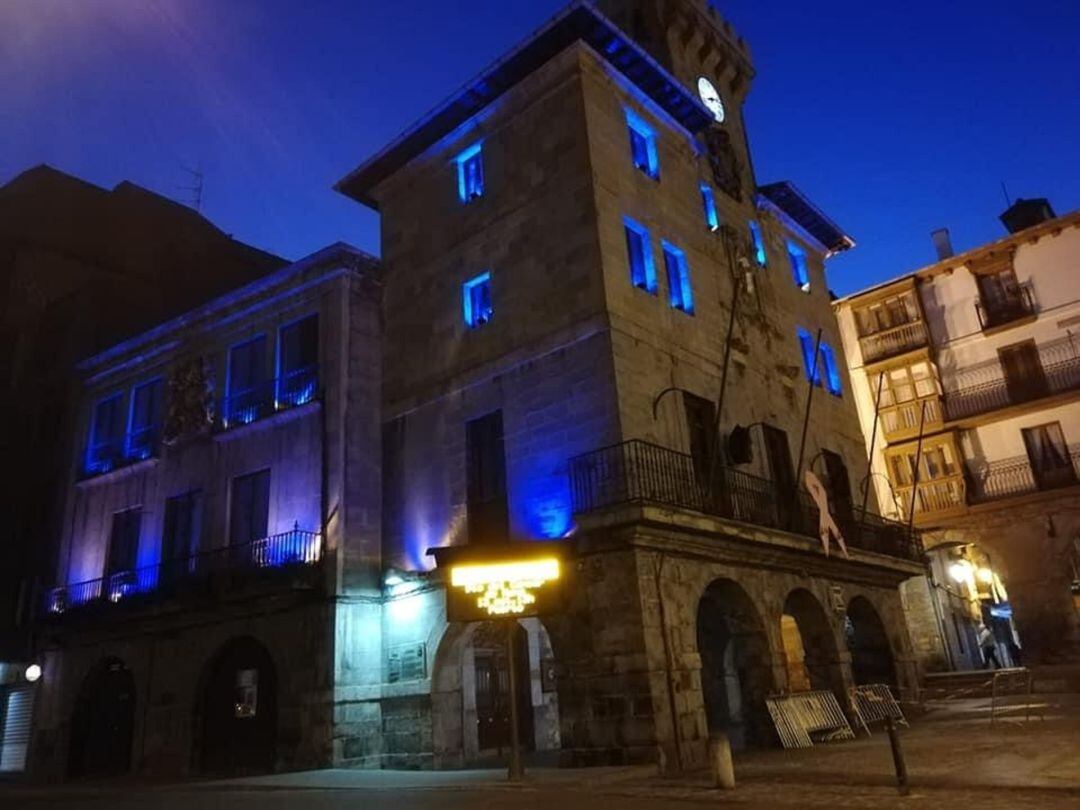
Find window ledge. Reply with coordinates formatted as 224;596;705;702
77;455;160;489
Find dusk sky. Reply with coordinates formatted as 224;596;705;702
3;0;1078;294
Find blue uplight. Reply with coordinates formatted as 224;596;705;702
625;107;660;180
662;241;694;315
797;327;821;386
749;221;767;267
463;272;493;328
456;142;485;203
820;342;843;397
700;184;719;232
787;240;810;292
623;217;657;294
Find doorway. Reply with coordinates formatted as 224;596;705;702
846;597;897;686
68;658;135;779
696;579;774;749
197;637;277;776
472;622;533;753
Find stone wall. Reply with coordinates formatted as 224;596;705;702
29;596;334;781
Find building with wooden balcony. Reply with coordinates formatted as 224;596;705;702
835;200;1080;674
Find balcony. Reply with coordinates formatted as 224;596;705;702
220;365;319;430
880;395;943;441
976;284;1036;332
894;474;966;520
944;338;1080;421
83;427;161;478
858;320;929;365
569;440;923;564
967;448;1080;504
45;525;322;617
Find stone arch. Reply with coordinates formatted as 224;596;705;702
780;588;846;700
193;636;278;776
695;578;775;749
68;656;136;779
430;617;559;766
846;596;897;686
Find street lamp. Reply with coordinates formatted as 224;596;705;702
25;663;42;683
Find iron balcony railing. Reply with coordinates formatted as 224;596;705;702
83;426;162;478
967;447;1080;504
858;320;929;364
220;365;319;429
45;524;322;615
569;440;923;563
944;338;1080;421
975;284;1036;331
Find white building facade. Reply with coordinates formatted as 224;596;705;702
835;203;1080;674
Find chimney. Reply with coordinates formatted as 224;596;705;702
1000;198;1056;235
931;228;954;261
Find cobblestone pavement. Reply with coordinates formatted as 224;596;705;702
4;698;1079;809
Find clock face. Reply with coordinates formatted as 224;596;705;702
697;76;726;124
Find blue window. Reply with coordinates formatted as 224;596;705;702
226;335;270;427
86;393;125;474
463;272;493;328
796;328;842;395
700;184;719;232
820;343;843;396
126;378;163;461
625;108;659;179
456;142;484;203
788;240;810;292
797;327;822;386
623;218;657;294
749;221;766;266
662;241;694;314
278;314;319;408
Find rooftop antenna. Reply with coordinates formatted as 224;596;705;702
179;165;204;212
1000;181;1012;209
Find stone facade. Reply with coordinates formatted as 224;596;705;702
338;0;925;773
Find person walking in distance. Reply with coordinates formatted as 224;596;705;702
978;624;1000;669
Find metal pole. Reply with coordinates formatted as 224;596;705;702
858;373;887;536
706;227;744;502
793;328;824;492
885;716;910;796
506;619;524;782
907;401;929;534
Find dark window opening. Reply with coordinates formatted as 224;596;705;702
466;411;508;544
278;315;318;407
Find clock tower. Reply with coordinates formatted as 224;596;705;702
597;0;757;201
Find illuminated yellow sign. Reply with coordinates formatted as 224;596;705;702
450;558;560;617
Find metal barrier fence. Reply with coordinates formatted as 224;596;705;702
991;668;1041;725
766;691;855;749
849;684;906;736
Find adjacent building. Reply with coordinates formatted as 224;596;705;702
29;244;382;779
0;165;285;775
834;201;1080;675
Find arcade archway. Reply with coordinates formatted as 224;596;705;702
431;618;559;765
846;597;897;686
195;636;277;776
68;657;135;779
695;579;774;749
780;589;844;698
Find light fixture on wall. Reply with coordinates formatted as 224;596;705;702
24;663;42;683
